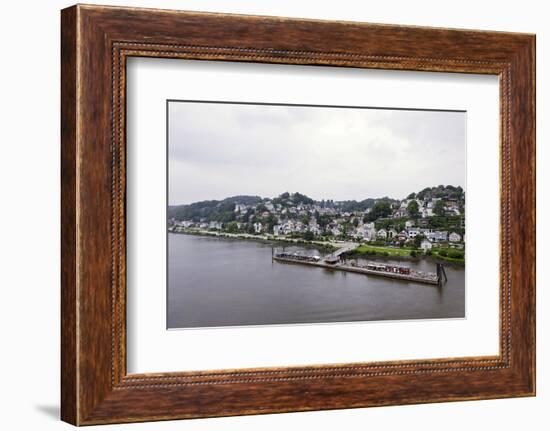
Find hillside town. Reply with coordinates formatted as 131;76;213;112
168;185;465;257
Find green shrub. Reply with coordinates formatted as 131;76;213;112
448;249;464;259
410;250;417;257
438;249;448;257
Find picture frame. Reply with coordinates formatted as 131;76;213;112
61;4;535;425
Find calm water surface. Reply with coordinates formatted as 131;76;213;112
168;233;465;328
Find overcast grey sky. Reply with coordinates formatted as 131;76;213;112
168;101;465;205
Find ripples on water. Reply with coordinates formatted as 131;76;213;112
167;233;465;329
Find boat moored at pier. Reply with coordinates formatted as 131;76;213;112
272;250;446;286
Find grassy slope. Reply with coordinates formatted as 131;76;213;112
349;245;416;257
347;244;465;264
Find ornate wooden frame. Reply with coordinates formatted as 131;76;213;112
61;4;535;425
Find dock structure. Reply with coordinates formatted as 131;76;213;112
436;263;448;286
272;245;445;286
329;244;358;258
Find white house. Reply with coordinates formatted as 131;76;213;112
309;226;322;236
420;239;433;251
377;229;387;239
429;231;448;242
253;222;263;234
353;226;366;240
397;230;409;241
405;220;415;228
282;220;295;235
449;232;462;242
388;228;397;239
354;224;376;241
272;225;282;236
234;204;247;214
421;207;434;218
407;227;421;238
209;221;223;230
365;227;377;241
394;208;407;218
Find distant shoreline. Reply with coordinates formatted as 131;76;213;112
168;229;464;266
168;229;339;252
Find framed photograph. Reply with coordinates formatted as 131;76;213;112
165;100;465;330
61;4;535;425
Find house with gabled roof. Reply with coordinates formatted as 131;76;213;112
449;232;462;242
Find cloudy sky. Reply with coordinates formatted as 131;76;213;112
168;101;465;205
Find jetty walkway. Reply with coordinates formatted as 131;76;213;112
273;242;446;286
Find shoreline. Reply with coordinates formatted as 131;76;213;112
169;229;340;252
343;245;465;266
169;229;464;266
343;252;465;268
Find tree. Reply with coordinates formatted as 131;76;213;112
407;200;420;218
265;214;276;233
303;231;314;241
291;192;314;205
365;201;392;222
244;208;254;222
434;199;446;216
226;221;239;233
416;187;432;200
316;214;332;228
413;234;424;249
219;211;236;223
341;222;351;237
407;192;416;199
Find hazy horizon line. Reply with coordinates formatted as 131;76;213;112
169;185;464;207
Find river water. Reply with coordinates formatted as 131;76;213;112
168;233;465;329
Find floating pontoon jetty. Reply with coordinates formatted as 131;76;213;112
272;249;447;286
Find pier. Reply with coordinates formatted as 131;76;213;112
272;246;445;286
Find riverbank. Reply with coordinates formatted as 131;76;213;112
344;244;416;258
343;244;465;265
429;250;466;264
345;253;465;268
169;228;464;265
169;228;340;252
